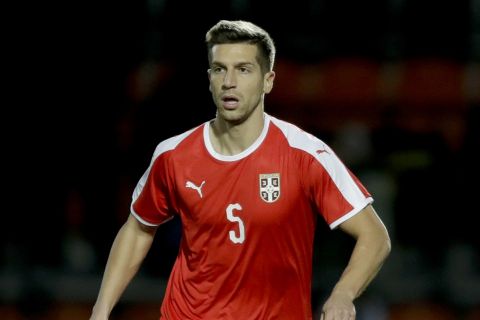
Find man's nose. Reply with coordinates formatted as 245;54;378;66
222;70;237;89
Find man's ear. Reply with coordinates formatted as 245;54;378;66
207;69;212;92
264;71;275;94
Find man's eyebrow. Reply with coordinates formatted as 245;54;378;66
210;61;225;67
235;62;255;67
211;61;256;67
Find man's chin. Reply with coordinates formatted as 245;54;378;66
218;109;245;125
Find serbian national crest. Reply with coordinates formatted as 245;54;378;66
259;173;281;203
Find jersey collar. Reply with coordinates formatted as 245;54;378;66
204;113;271;162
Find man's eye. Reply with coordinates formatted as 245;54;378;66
239;67;249;73
213;67;224;73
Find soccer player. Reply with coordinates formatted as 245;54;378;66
90;20;391;320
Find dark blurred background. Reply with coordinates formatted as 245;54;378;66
4;0;480;319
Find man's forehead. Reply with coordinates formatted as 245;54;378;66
211;43;258;59
212;43;257;64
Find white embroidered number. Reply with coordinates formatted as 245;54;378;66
226;203;245;244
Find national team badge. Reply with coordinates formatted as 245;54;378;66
259;173;281;203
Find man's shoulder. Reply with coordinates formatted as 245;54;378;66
152;123;205;158
269;115;315;141
268;114;329;153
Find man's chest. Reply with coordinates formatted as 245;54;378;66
170;156;307;236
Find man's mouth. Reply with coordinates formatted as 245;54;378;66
221;95;239;109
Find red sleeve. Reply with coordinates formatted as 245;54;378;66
131;152;175;226
303;150;372;229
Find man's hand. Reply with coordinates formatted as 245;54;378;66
320;292;356;320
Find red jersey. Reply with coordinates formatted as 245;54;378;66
131;113;373;320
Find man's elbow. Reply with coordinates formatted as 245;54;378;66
379;229;392;261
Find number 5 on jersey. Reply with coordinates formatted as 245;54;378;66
226;203;245;244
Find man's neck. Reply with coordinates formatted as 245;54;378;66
209;111;265;156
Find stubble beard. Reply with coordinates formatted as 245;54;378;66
217;103;263;127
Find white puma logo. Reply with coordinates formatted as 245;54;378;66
185;180;206;198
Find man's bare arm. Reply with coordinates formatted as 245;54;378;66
90;214;158;320
321;205;391;320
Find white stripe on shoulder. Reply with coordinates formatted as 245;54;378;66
269;115;330;156
152;124;202;160
270;115;371;224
